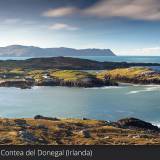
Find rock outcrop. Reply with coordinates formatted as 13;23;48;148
116;117;159;131
34;115;60;121
0;80;33;89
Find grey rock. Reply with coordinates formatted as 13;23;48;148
117;117;159;131
34;115;60;121
79;130;91;138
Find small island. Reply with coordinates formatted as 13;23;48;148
0;65;160;89
0;57;159;89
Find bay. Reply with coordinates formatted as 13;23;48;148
0;85;160;126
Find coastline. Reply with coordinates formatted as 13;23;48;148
0;57;159;145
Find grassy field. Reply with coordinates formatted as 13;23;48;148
97;67;160;84
50;70;95;81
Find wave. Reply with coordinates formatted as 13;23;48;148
127;90;140;94
127;86;160;94
119;83;160;88
85;86;123;89
31;86;42;89
132;84;160;87
152;122;160;128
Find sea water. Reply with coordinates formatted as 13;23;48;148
0;85;160;126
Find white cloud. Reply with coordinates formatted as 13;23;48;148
42;0;160;21
0;19;38;26
49;23;79;31
3;18;21;24
84;0;160;21
43;7;77;17
119;47;160;55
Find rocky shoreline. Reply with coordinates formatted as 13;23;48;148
0;116;159;145
0;67;160;89
0;76;117;89
0;69;118;89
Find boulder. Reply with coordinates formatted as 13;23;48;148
34;115;60;121
2;120;15;126
65;129;73;137
79;130;91;138
14;119;29;128
19;131;41;143
19;130;48;144
82;118;90;120
0;138;12;144
36;124;48;131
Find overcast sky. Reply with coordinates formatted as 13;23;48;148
0;0;160;55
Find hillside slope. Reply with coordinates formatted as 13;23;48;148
0;116;159;145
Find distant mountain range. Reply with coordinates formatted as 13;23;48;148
0;45;115;57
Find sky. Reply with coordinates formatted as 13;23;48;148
0;0;160;55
